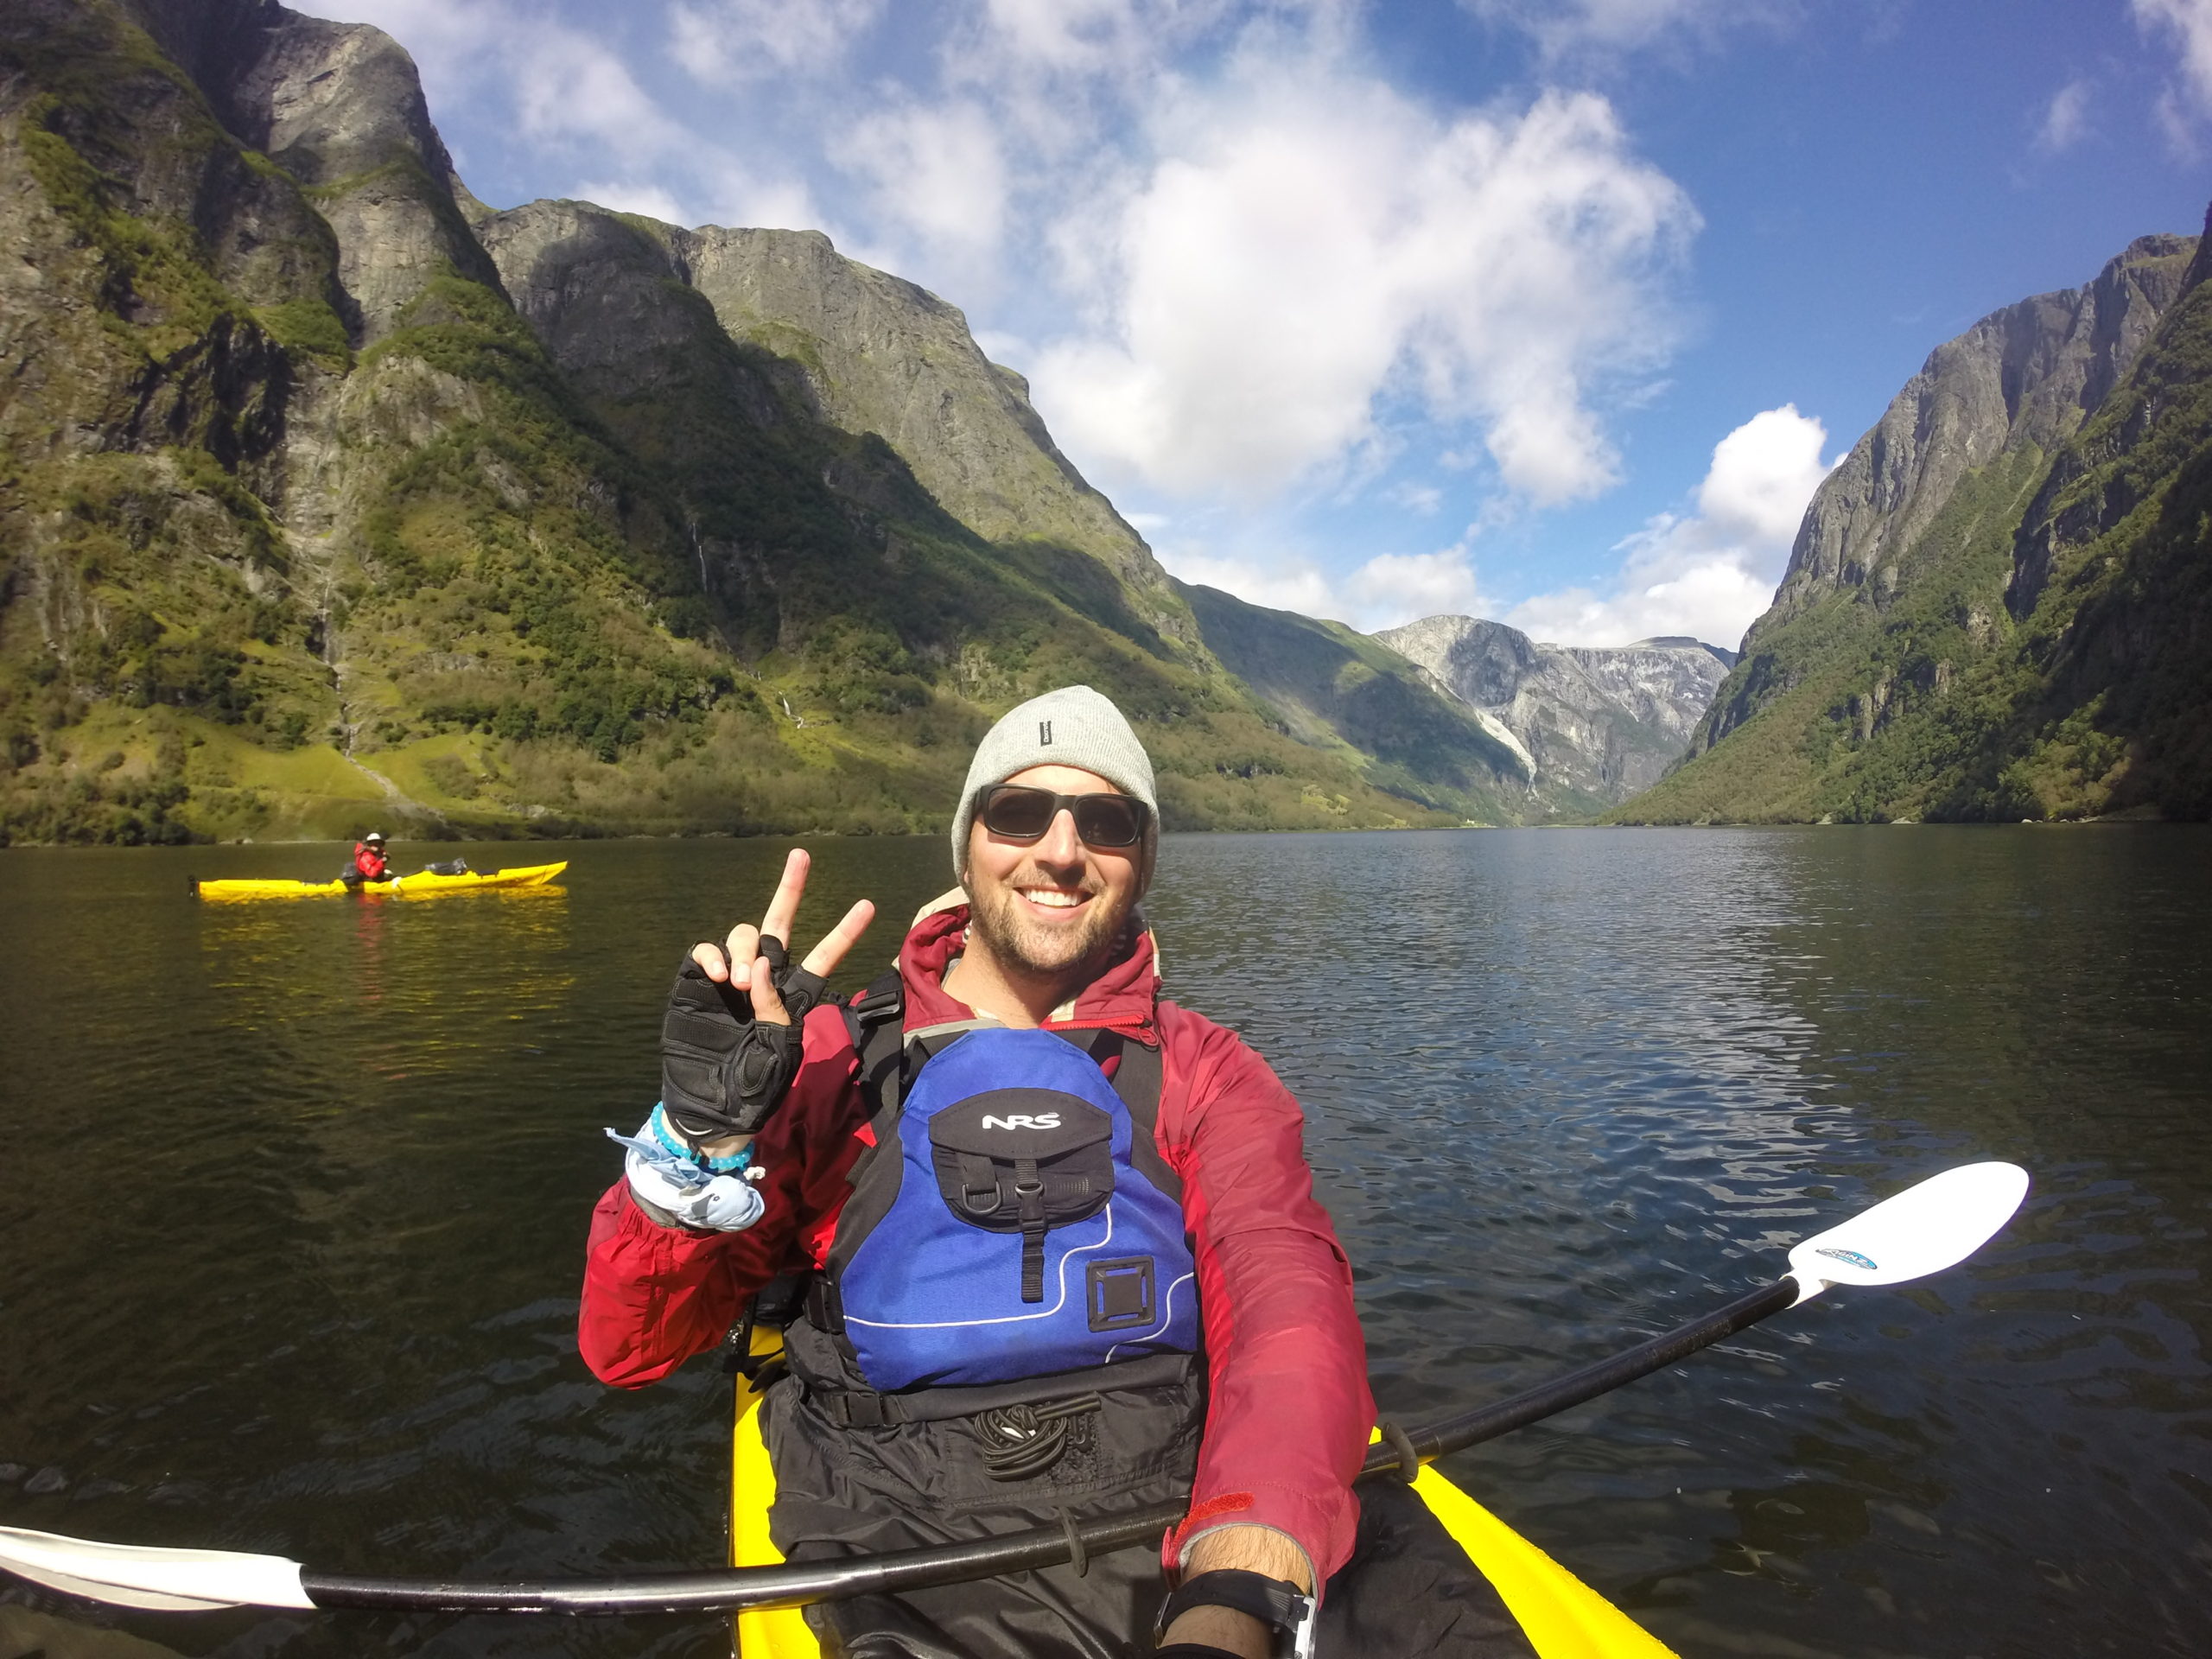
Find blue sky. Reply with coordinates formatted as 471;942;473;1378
293;0;2212;649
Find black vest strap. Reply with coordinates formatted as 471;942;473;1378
1064;1026;1179;1207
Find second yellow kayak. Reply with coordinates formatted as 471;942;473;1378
192;861;569;899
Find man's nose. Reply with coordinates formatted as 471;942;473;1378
1037;808;1084;865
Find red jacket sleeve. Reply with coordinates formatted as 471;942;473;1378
1154;1007;1371;1588
577;1001;867;1387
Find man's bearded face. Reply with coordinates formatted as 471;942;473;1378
962;765;1141;985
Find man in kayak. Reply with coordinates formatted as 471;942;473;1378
341;831;390;887
581;687;1532;1659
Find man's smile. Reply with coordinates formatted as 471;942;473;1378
1015;884;1091;913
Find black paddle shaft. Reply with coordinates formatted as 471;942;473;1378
297;1276;1803;1615
1372;1276;1801;1474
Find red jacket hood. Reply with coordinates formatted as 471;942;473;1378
897;902;1160;1044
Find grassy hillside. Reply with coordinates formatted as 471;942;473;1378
0;0;1491;845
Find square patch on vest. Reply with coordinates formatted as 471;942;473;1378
1086;1256;1156;1332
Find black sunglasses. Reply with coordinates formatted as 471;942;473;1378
976;784;1150;849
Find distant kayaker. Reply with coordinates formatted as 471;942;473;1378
341;831;390;887
581;688;1529;1659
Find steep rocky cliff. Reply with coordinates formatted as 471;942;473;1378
0;0;1525;842
1376;614;1734;806
1176;584;1526;823
1620;219;2211;823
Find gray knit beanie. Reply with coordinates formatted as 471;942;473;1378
951;685;1160;894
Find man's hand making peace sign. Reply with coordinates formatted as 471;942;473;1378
660;849;876;1161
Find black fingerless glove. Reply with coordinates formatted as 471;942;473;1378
659;937;828;1140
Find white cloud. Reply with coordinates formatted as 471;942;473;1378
1465;0;1796;60
1694;403;1831;544
974;0;1243;83
699;172;830;234
2035;79;2092;152
2136;0;2212;148
1166;550;1341;619
836;100;1009;268
669;0;883;82
1030;77;1694;505
2136;0;2212;105
572;178;691;223
1158;531;1489;632
1502;404;1834;648
1344;548;1486;623
510;32;690;166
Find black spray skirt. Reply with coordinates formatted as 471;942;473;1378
760;1338;1535;1659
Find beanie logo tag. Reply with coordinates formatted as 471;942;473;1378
1039;720;1053;746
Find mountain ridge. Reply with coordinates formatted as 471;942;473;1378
1617;218;2211;823
0;0;1541;843
1376;613;1736;807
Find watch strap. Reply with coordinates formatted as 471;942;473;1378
1155;1569;1314;1656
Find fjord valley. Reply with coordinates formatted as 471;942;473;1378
0;0;1577;847
5;0;2210;849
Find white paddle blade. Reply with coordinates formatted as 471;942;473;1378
1787;1161;2030;1305
0;1524;315;1611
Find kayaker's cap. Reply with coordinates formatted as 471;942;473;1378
951;685;1158;896
365;831;385;843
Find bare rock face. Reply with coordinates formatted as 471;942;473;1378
1626;210;2210;825
1681;232;2196;767
1761;236;2190;632
128;0;500;341
2007;213;2212;619
1562;637;1739;747
479;202;788;418
1376;615;1734;802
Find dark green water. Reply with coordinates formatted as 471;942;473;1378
2;828;2208;1659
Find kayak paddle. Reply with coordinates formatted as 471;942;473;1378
0;1160;2029;1616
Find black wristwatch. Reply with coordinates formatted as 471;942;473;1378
1154;1568;1316;1658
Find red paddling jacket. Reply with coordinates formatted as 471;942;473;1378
579;901;1373;1586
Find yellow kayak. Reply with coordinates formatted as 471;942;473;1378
726;1344;1675;1659
191;861;568;900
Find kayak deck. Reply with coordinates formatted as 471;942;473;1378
726;1344;1675;1659
191;861;568;899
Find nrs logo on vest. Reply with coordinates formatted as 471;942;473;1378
982;1112;1062;1131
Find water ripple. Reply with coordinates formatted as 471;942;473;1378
2;829;2209;1656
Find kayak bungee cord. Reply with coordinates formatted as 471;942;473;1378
0;1161;2030;1617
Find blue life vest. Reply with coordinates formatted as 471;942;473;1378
832;1026;1198;1392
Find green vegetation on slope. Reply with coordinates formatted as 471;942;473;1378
0;0;1491;845
1616;248;2212;825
